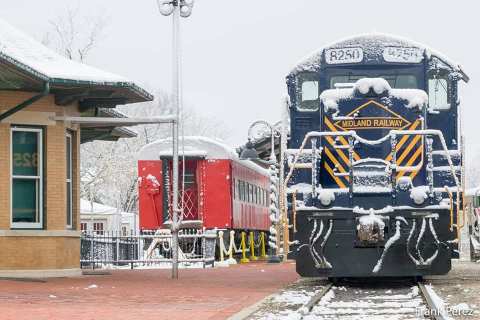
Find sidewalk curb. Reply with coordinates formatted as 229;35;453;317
227;292;278;320
227;278;305;320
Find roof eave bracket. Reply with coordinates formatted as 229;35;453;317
0;81;50;122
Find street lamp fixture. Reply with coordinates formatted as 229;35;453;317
241;121;282;263
156;0;194;280
239;139;259;161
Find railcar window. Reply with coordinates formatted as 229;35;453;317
428;72;450;110
330;74;418;89
233;179;237;200
240;181;245;201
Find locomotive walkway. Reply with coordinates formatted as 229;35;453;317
0;261;298;320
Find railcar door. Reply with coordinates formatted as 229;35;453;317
168;160;199;221
179;160;199;220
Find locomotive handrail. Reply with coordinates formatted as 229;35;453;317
285;129;460;190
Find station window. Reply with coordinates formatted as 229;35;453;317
297;72;319;111
428;71;450;111
11;127;43;229
66;132;73;229
80;223;87;232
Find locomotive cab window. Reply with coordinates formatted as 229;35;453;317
428;70;450;111
297;73;319;111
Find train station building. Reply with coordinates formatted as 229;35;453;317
0;18;152;277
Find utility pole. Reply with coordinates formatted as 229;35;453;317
157;0;194;279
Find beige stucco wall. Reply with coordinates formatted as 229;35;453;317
0;91;81;271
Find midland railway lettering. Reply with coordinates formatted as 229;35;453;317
337;117;407;129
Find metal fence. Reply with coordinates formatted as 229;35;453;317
80;229;217;269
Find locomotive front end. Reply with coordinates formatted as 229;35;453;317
286;34;467;277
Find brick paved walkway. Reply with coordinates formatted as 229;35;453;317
0;262;298;320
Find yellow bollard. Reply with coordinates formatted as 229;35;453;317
249;231;258;261
260;232;267;259
240;231;250;263
218;231;225;262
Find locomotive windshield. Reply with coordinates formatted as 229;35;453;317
330;74;418;89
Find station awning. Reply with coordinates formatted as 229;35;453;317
53;115;175;128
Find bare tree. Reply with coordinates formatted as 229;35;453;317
42;6;108;62
81;91;229;212
44;7;229;213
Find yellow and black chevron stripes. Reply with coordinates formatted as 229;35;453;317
324;161;347;189
397;139;423;180
323;117;357;187
385;120;420;162
322;116;424;187
381;119;423;181
324;117;360;161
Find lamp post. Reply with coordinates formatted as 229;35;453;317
157;0;194;279
240;120;282;263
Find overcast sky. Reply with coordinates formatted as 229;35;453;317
3;1;479;159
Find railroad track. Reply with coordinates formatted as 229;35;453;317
299;280;449;320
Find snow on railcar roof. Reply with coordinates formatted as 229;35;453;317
138;136;237;160
138;136;269;175
289;33;465;76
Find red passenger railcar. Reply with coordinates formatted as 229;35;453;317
137;137;270;232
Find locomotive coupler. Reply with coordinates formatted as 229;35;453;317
355;213;389;247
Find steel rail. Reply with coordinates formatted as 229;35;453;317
298;282;333;319
418;282;449;320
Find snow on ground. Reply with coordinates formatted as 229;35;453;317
99;261;210;270
248;283;451;320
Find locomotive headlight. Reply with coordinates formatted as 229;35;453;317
318;189;335;206
397;176;412;192
410;186;428;205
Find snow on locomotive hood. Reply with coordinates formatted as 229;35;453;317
320;78;428;113
137;136;269;175
288;33;467;79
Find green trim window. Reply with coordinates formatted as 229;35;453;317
11;127;43;228
66;132;73;229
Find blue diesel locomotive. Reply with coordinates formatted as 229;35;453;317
285;34;468;277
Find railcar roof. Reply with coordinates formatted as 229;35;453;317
138;136;270;176
289;33;468;81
